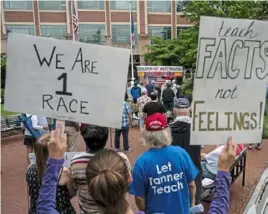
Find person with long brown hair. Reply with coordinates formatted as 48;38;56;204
86;149;134;214
26;133;76;214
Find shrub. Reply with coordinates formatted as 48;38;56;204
181;78;194;97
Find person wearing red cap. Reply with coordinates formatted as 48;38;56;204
130;113;198;214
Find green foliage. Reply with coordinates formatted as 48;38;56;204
184;1;267;24
181;78;194;97
144;1;268;68
176;27;199;68
144;37;179;66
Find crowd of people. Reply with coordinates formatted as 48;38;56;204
33;121;236;214
19;78;261;214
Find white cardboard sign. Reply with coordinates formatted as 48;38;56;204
191;17;267;145
29;152;81;168
5;34;130;128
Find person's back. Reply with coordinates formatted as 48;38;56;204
70;152;97;212
70;125;132;213
143;102;166;116
86;149;133;214
155;85;161;101
38;116;49;136
143;92;166;117
70;125;108;213
162;87;175;103
26;164;75;214
131;145;196;214
146;82;154;94
131;83;141;101
170;99;202;204
23;114;38;137
170;118;201;171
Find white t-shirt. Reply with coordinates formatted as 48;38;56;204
22;114;45;137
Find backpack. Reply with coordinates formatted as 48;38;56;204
131;87;141;99
19;114;41;140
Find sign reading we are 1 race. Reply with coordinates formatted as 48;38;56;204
5;34;130;128
191;16;268;145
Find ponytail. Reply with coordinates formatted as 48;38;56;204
86;149;129;214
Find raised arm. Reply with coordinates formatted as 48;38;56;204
37;158;63;214
208;137;236;214
37;121;67;214
208;171;230;214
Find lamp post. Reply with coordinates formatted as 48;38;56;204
129;0;135;86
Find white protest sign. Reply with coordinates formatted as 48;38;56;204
191;16;267;145
63;152;81;168
29;152;81;168
5;34;130;128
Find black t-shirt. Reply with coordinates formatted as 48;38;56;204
143;101;166;116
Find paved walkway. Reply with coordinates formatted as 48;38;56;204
1;128;268;214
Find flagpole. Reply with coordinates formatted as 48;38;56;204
71;0;75;42
129;0;135;85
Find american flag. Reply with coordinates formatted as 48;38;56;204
144;73;166;86
72;0;79;34
155;76;166;86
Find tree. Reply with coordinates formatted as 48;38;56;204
145;1;268;68
144;37;179;66
184;1;268;24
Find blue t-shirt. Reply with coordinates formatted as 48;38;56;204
146;83;155;94
130;145;198;214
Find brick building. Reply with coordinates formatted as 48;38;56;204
1;0;192;77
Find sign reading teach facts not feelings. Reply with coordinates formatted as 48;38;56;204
5;34;130;128
191;16;268;145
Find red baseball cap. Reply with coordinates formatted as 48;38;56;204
145;113;168;131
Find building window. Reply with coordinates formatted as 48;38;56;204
39;1;66;10
149;26;171;40
3;0;33;10
147;1;171;12
110;0;136;10
177;0;189;12
177;26;191;36
79;24;106;44
77;0;104;10
40;25;67;39
6;25;35;35
112;25;138;44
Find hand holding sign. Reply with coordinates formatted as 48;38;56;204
48;120;67;160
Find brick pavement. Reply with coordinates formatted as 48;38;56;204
1;128;268;214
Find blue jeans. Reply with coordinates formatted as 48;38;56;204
114;127;129;151
139;118;144;129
